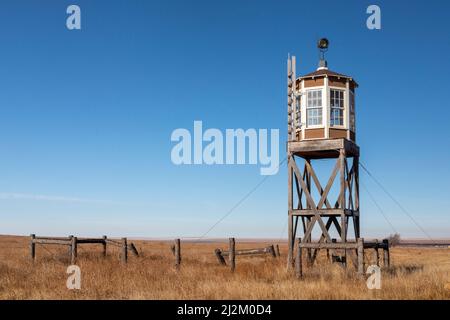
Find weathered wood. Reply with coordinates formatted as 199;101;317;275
121;238;128;264
170;244;175;255
305;160;332;209
268;245;277;258
70;236;77;265
357;238;364;276
291;160;331;242
229;238;235;273
174;239;181;269
363;241;388;249
34;239;71;245
373;239;380;266
77;238;106;244
291;209;356;216
106;239;122;245
129;243;139;257
34;236;71;241
299;242;359;249
287;156;294;269
383;239;390;267
215;249;226;265
30;234;36;261
295;238;302;279
275;244;280;257
220;247;274;256
102;235;107;257
288;139;359;158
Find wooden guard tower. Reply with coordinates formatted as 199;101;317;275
287;39;365;273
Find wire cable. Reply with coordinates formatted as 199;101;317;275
360;181;398;234
197;156;287;240
360;161;433;240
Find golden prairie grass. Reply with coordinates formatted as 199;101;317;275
0;235;448;300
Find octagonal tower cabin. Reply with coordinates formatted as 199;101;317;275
293;52;358;142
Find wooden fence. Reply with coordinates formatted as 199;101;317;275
30;234;139;265
295;238;390;278
214;238;279;272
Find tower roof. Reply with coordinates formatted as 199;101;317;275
299;69;358;87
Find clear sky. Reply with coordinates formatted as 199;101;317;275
0;0;449;239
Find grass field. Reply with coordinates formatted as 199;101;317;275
0;235;448;299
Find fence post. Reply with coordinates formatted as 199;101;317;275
383;239;390;267
229;238;235;273
374;239;380;266
30;234;36;261
102;235;107;257
121;238;128;264
269;245;277;258
357;238;364;276
174;239;181;269
70;236;78;265
295;238;302;279
215;249;226;265
276;244;280;257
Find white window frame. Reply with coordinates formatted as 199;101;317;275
306;89;323;128
330;88;345;127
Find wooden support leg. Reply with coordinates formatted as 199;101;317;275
30;234;36;261
102;235;107;257
296;238;303;279
383;239;390;267
357;238;364;276
269;245;277;258
287;214;294;269
70;236;77;265
229;238;235;273
174;238;181;270
121;238;128;264
374;239;380;266
215;249;226;265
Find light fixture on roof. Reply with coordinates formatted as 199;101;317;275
317;38;329;70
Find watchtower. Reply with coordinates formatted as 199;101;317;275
287;39;362;271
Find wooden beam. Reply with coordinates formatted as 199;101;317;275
215;249;226;265
174;239;181;270
357;238;364;276
295;238;303;279
383;239;390;267
70;236;77;265
317;160;340;209
30;234;36;261
291;209;356;216
287;155;294;269
291;160;331;242
102;235;107;257
121;238;128;264
299;242;359;249
305;160;332;209
229;238;235;273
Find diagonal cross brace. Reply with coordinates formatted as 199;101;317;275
290;158;331;242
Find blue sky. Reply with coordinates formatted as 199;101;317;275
0;0;449;239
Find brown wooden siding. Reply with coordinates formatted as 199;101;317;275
304;128;325;139
328;77;346;88
304;78;324;88
329;128;348;139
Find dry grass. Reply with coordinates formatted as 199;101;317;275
0;235;448;300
